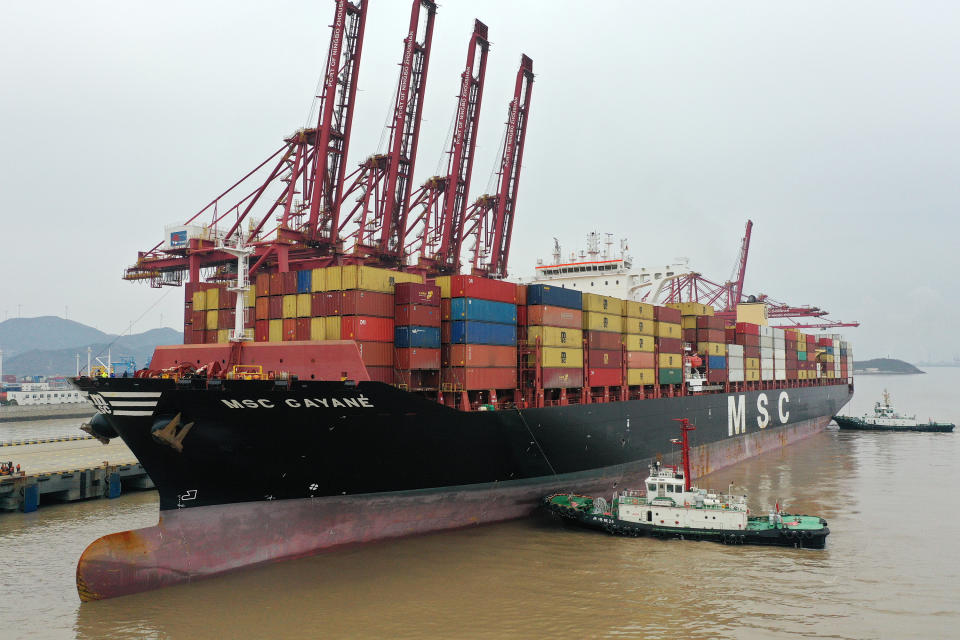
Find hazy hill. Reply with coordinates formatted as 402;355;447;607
0;317;181;377
854;358;924;374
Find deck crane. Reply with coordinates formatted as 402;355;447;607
122;0;369;284
657;220;859;329
404;20;490;275
338;0;437;266
462;54;534;278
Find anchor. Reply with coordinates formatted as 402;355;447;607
151;413;194;453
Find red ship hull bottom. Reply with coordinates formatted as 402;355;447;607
76;414;829;601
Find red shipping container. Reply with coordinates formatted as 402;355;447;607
204;331;218;344
516;284;527;306
736;322;760;335
587;368;622;387
255;320;269;342
744;346;760;358
696;316;725;330
442;366;516;390
221;289;238;309
657;337;682;353
806;335;816;345
526;305;582;329
682;328;698;343
653;306;681;323
268;296;283;319
282;318;297;341
818;337;833;347
255;297;269;321
444;344;517;368
441;322;450;343
627;352;655;368
255;273;271;297
395;348;441;370
341;316;394;342
269;272;282;297
218;309;235;329
586;331;620;350
706;369;727;383
443;275;517;304
441;298;451;321
725;328;736;343
785;339;796;351
394;304;441;327
395;282;441;307
341;290;394;317
192;310;205;327
356;341;394;366
322;292;341;316
311;293;325;317
184;328;195;344
366;366;395;384
697;328;725;342
295;318;310;341
282;271;297;295
588;349;622;369
736;334;760;347
542;367;583;389
517;305;527;326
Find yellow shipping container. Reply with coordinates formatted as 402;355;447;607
244;284;256;307
310;317;325;340
745;357;760;370
205;310;218;331
658;353;682;368
699;342;727;356
432;275;451;298
324;316;341;340
582;293;624;316
527;326;582;347
311;267;326;293
681;316;698;330
626;369;656;385
654;322;681;339
192;290;206;311
622;317;653;335
623;334;654;352
268;319;282;342
531;347;583;369
206;287;220;310
583;311;623;333
282;294;297;319
341;265;422;292
296;293;311;318
745;369;760;382
624;301;655;320
325;266;343;291
217;329;230;344
667;302;714;316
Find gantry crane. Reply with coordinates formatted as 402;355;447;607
462;54;534;278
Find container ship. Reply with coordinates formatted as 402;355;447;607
71;1;855;601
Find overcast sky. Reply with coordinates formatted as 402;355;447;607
2;1;958;362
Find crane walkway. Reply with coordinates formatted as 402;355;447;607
0;438;153;512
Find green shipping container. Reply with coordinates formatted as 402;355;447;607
658;367;683;384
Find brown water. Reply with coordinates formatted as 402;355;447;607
2;371;958;639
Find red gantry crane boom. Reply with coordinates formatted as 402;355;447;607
464;54;534;278
338;0;436;265
405;20;490;274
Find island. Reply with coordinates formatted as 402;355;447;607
854;358;924;375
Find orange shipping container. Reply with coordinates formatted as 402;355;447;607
526;305;582;329
443;344;517;368
357;341;394;367
282;318;297;341
626;351;656;368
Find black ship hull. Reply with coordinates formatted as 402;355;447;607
73;377;852;600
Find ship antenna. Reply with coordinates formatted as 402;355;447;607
672;418;696;491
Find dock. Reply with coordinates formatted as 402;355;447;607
0;436;153;512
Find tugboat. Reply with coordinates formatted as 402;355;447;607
542;419;830;549
833;390;954;432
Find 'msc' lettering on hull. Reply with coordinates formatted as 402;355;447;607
220;396;375;409
728;391;791;436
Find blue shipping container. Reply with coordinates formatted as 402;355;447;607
395;326;441;349
449;321;517;346
707;355;727;370
296;269;312;294
526;284;582;310
449;298;517;324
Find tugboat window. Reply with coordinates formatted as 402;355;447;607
646;510;652;522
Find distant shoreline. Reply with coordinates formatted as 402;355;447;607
854;371;924;376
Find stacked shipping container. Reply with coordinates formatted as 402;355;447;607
654;305;683;384
623;301;655;386
524;284;583;389
582;293;623;387
394;282;442;385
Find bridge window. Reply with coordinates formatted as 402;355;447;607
646;510;652;522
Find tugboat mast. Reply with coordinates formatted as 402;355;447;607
672;418;696;491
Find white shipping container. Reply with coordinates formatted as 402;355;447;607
759;326;774;338
774;371;787;381
772;327;785;340
773;337;785;349
760;347;774;358
727;344;744;357
760;357;774;370
728;369;745;382
728;357;745;368
760;370;774;381
760;336;773;348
